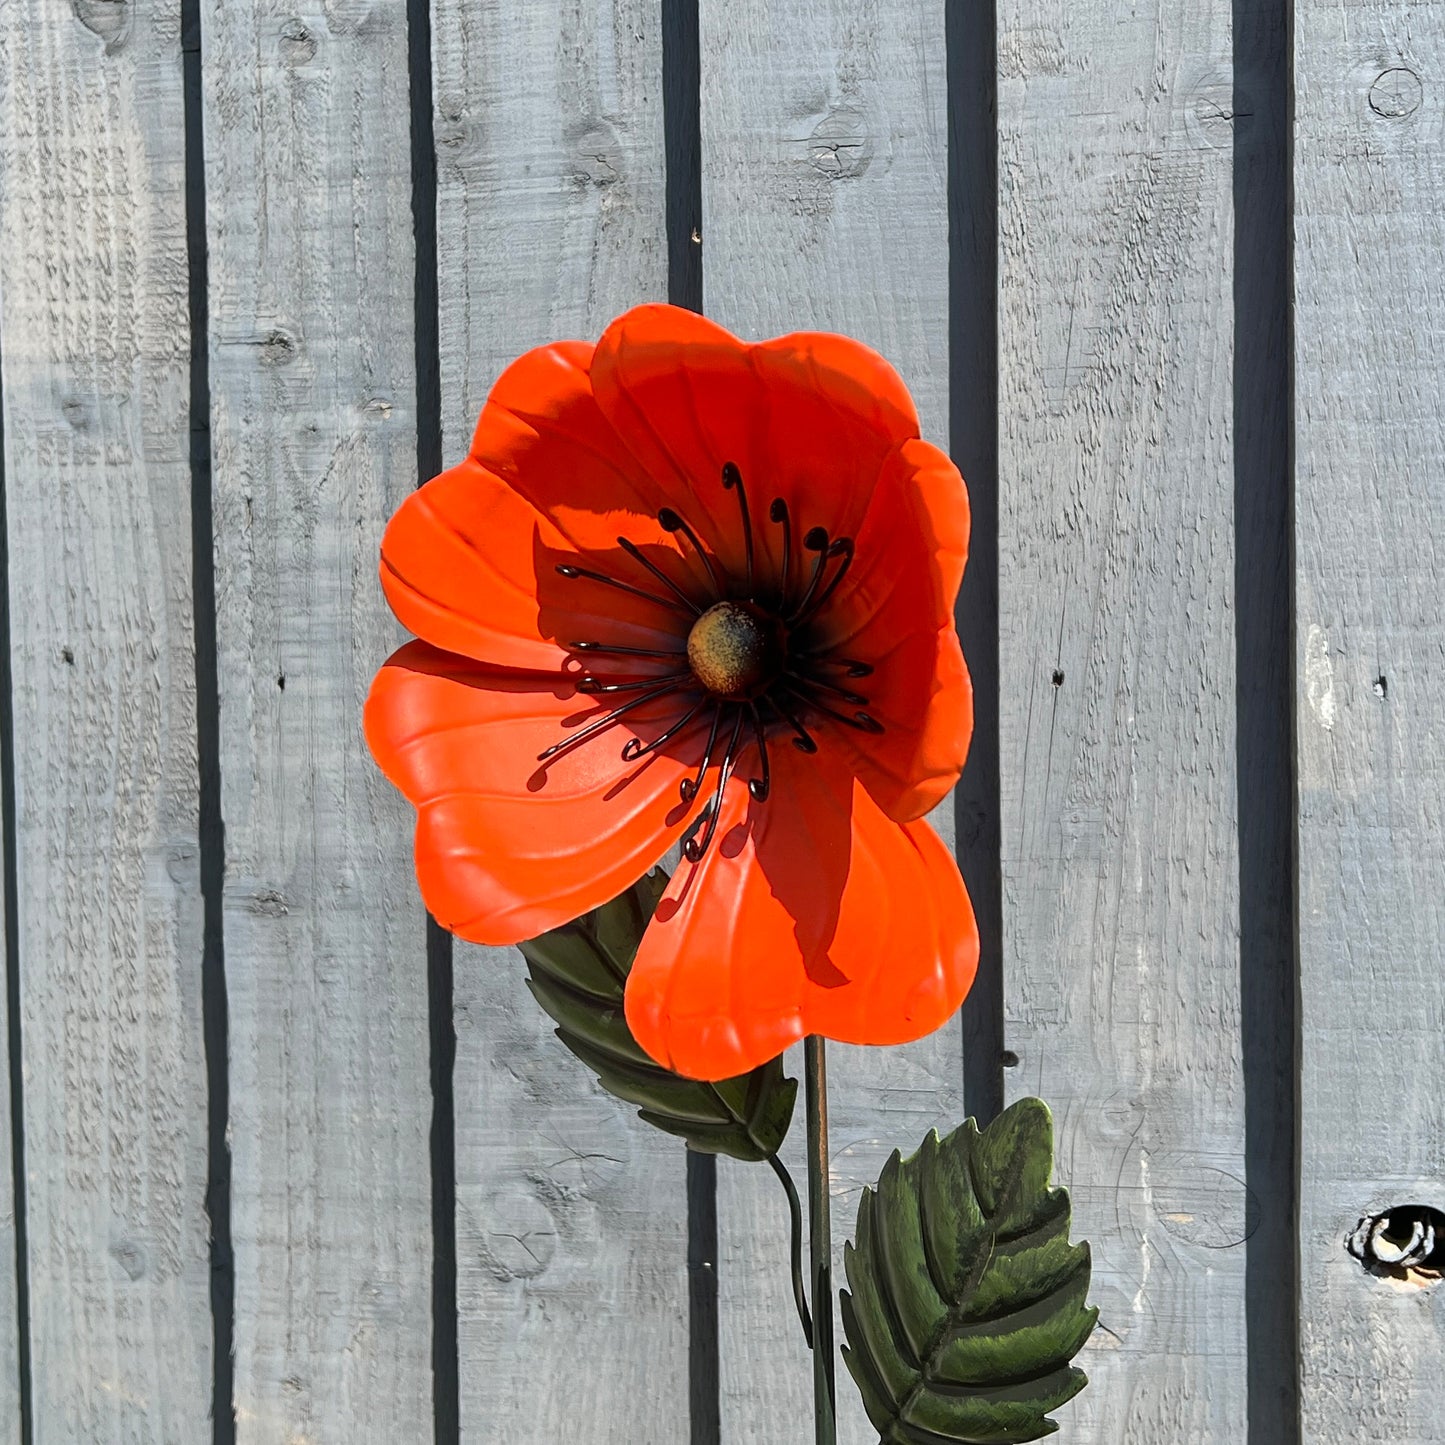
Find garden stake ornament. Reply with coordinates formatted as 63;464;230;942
366;304;1097;1443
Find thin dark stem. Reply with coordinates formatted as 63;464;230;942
766;1152;813;1347
805;1036;836;1445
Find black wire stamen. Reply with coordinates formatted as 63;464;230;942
792;653;874;678
684;709;747;861
788;670;869;707
679;704;725;802
621;698;711;763
780;678;884;734
766;694;820;755
552;473;884;797
769;498;792;611
788;527;833;621
617;537;703;615
746;702;771;801
791;537;855;628
788;532;853;625
577;670;693;695
537;680;688;762
722;462;754;592
657;508;722;599
571;641;688;660
556;563;692;615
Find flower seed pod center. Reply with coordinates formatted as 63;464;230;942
687;601;782;698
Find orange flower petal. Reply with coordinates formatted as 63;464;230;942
590;305;922;584
364;641;701;943
380;454;689;670
624;747;978;1081
809;438;974;821
837;438;971;631
464;337;716;600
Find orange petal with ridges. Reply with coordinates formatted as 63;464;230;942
381;454;691;671
591;305;922;586
624;746;978;1081
807;437;973;821
464;338;715;599
364;641;702;943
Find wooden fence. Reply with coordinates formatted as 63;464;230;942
0;0;1440;1440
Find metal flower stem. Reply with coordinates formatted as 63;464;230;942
805;1035;837;1444
766;1152;813;1345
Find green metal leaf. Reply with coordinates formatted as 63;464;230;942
520;868;797;1162
840;1098;1097;1445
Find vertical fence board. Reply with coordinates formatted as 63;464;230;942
201;0;433;1436
699;4;958;1440
0;679;13;1440
428;4;687;1439
998;2;1247;1438
0;761;12;1442
1295;7;1445;1439
0;1;209;1438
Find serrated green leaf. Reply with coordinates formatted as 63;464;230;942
518;922;622;998
547;1031;734;1124
522;869;797;1162
840;1098;1097;1445
523;973;654;1068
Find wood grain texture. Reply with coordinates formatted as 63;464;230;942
429;4;688;1440
200;0;433;1436
997;2;1248;1438
433;0;669;437
698;4;960;1439
1295;6;1445;1440
0;715;15;1439
0;0;210;1437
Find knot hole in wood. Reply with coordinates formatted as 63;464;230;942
806;107;872;181
567;120;624;191
1348;1205;1445;1287
279;18;319;67
1369;67;1423;120
72;0;129;54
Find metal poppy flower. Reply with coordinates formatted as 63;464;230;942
364;304;979;1081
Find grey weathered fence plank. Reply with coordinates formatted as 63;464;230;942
998;3;1247;1438
0;715;14;1437
1295;9;1445;1440
200;1;433;1436
699;4;959;1440
0;1;210;1437
429;4;689;1439
0;775;13;1438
